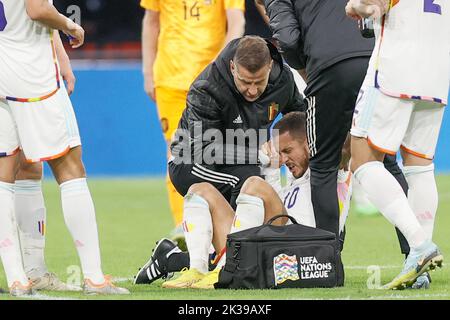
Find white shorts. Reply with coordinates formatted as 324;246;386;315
351;85;445;160
0;87;81;162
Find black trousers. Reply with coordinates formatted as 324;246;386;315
305;57;369;237
304;57;410;255
169;161;261;209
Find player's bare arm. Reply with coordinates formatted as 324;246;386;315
53;30;76;95
142;9;160;101
254;0;269;25
223;9;245;48
25;0;84;48
345;0;389;20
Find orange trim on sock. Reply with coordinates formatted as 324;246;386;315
400;145;433;160
367;138;396;156
212;247;227;265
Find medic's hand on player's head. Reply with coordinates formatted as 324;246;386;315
259;140;281;169
65;19;85;49
345;0;389;20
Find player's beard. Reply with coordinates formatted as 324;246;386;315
292;143;310;179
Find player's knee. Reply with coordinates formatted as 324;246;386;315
16;161;43;180
187;182;217;201
401;149;433;167
241;176;268;196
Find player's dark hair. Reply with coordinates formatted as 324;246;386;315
233;36;272;73
273;112;307;141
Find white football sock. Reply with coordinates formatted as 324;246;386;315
183;193;212;274
60;178;104;284
15;180;48;279
354;161;427;249
230;194;265;233
403;164;437;241
0;182;29;287
216;253;226;269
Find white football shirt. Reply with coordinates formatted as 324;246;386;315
373;0;449;104
0;0;60;101
263;167;351;233
279;169;316;228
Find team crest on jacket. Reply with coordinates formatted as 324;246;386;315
268;102;279;121
273;253;299;286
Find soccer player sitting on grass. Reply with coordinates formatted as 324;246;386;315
135;112;352;288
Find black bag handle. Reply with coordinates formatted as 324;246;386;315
266;214;298;225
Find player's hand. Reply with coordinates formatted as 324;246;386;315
65;19;85;49
345;0;363;20
144;75;156;101
346;0;389;20
61;64;76;95
260;141;281;169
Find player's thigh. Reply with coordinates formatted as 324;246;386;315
0;99;20;158
401;102;445;163
0;100;21;182
219;164;261;190
9;88;81;163
155;87;188;142
188;182;228;204
16;151;43;180
351;87;414;156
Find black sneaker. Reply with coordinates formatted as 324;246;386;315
133;238;181;285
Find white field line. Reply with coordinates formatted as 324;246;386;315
113;263;447;280
345;265;399;270
113;277;134;283
16;293;79;300
114;266;404;281
288;293;450;300
367;293;450;300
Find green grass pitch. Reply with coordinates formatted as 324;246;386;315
1;175;449;300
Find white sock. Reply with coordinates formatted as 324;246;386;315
216;253;226;269
0;182;29;287
183;194;212;274
60;178;104;284
230;194;265;233
15;180;48;279
403;164;437;241
354;161;427;249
